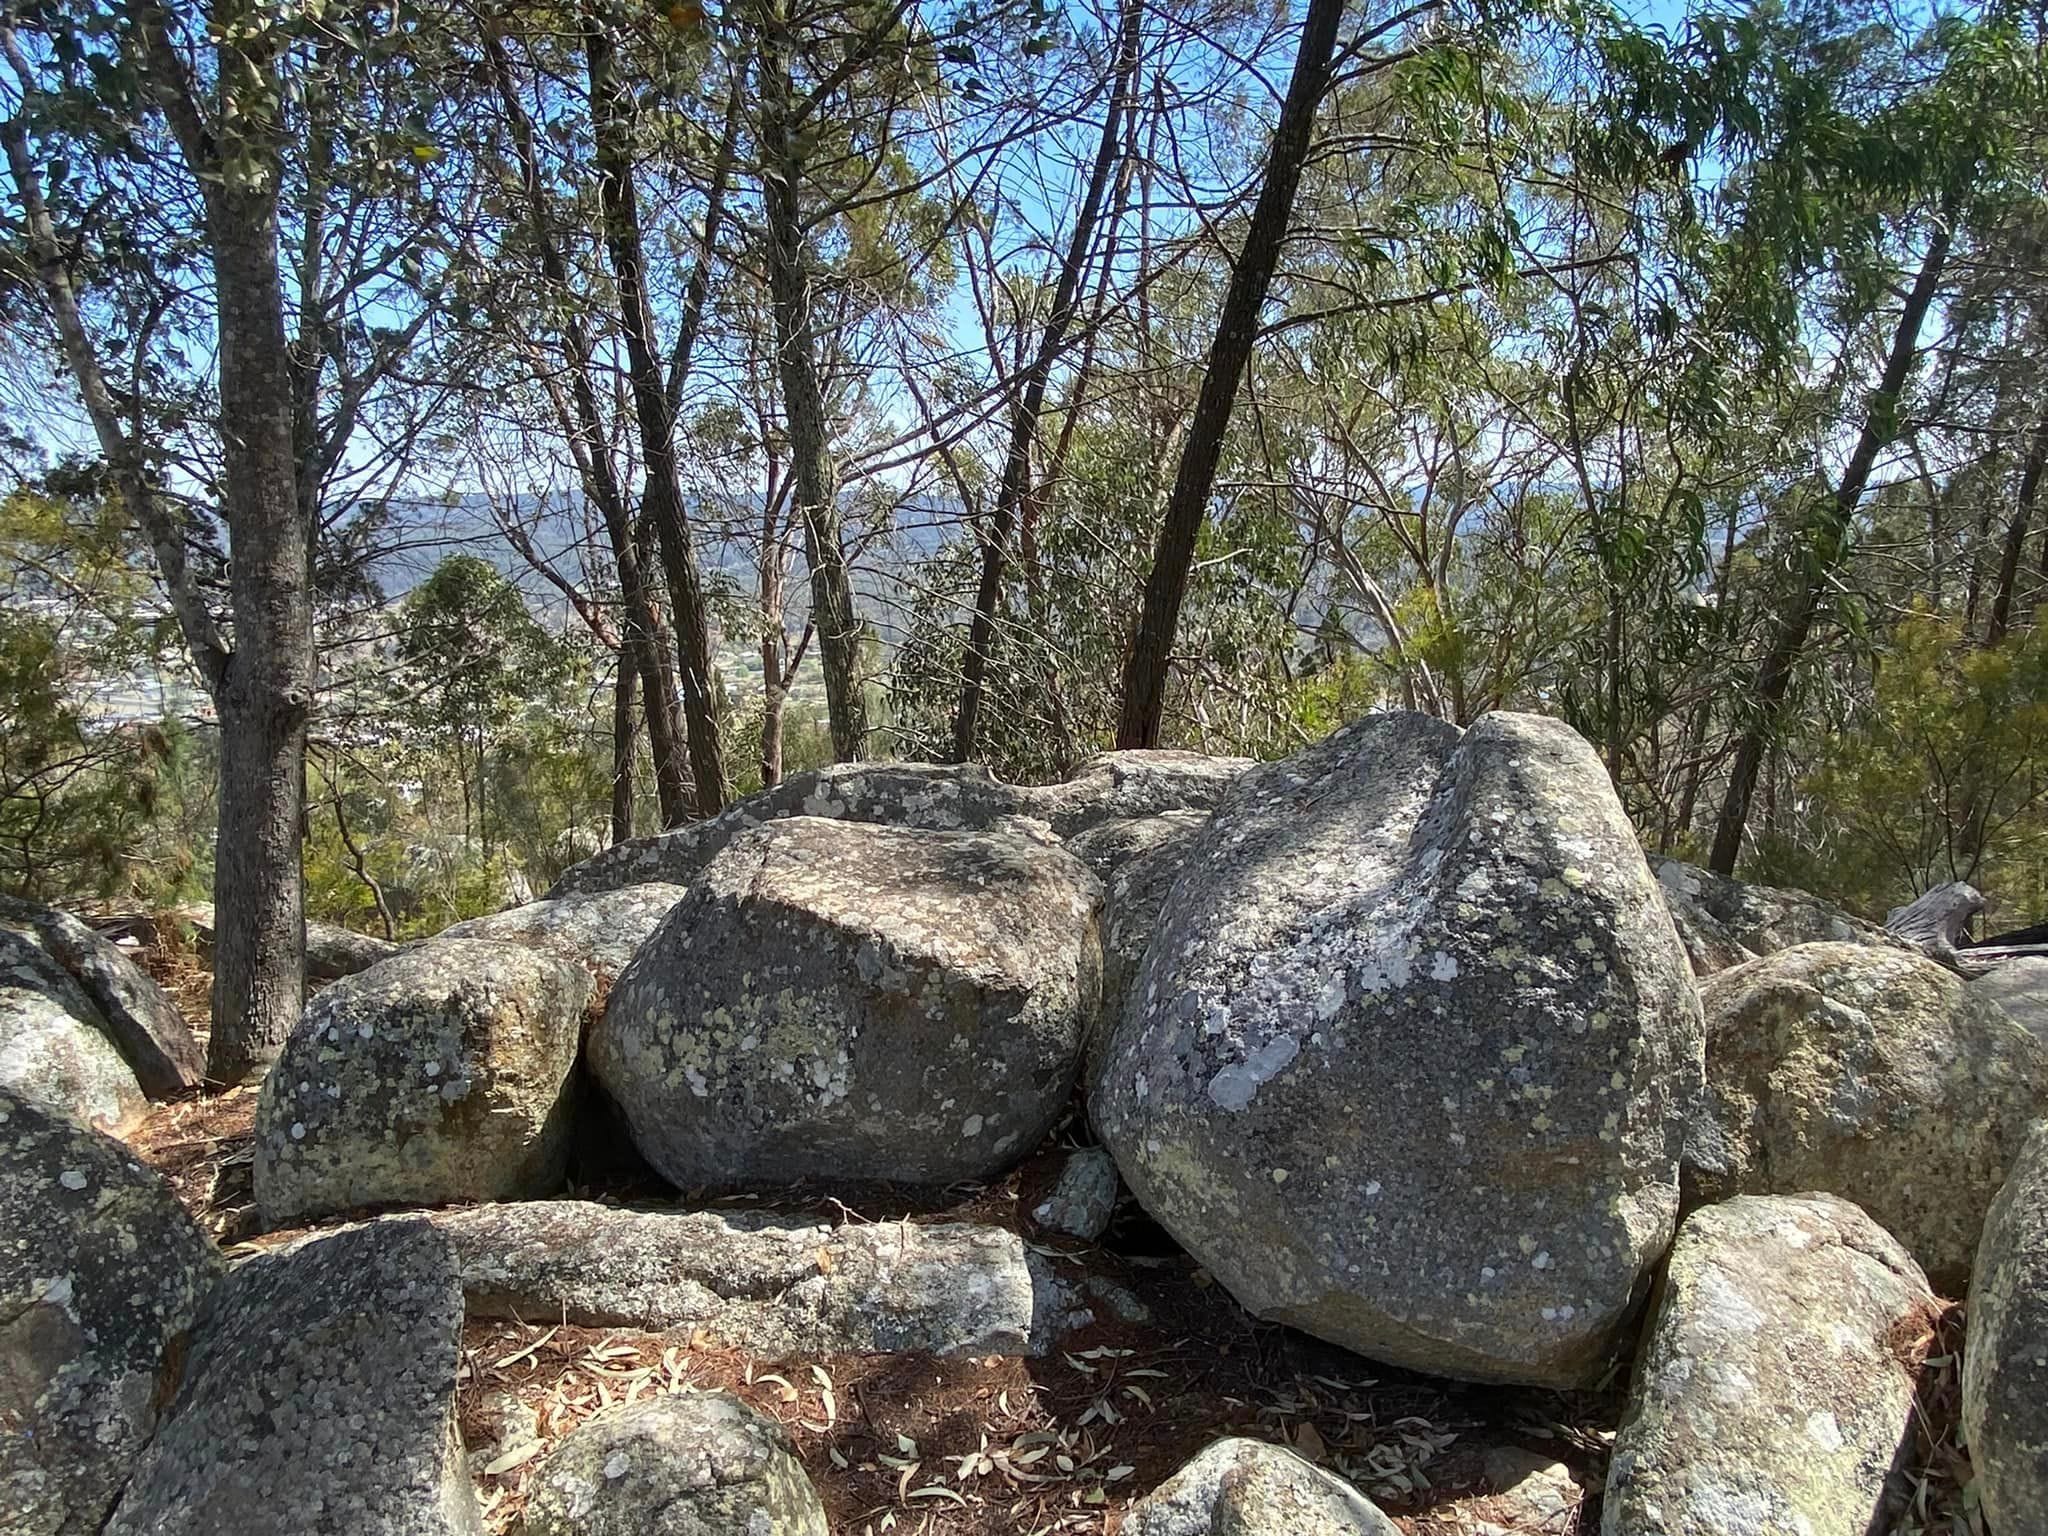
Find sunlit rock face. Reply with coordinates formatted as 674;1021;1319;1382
1093;710;1702;1388
593;815;1103;1193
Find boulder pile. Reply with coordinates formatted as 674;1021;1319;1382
10;722;2048;1536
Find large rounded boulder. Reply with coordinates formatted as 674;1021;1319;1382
0;931;146;1134
593;816;1103;1192
0;1086;223;1535
1093;711;1702;1387
254;938;591;1226
1690;941;2048;1290
1605;1194;1934;1536
1964;1121;2048;1533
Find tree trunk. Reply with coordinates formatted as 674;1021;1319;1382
204;192;313;1082
482;23;694;824
1114;0;1345;747
585;17;729;809
1985;406;2048;648
760;16;869;762
611;646;639;843
1709;217;1953;874
952;0;1143;762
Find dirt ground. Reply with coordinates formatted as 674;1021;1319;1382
117;937;1977;1536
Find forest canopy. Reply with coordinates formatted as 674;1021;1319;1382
3;0;2044;1074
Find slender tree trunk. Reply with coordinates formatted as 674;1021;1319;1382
1986;407;2048;648
612;647;639;843
483;24;693;824
585;17;728;807
1114;0;1345;747
760;15;869;762
1709;218;1952;874
952;0;1143;761
204;194;313;1081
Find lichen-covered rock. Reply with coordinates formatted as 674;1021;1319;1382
1650;873;1758;977
1022;750;1251;838
422;1200;1058;1355
1964;1121;2048;1535
594;816;1102;1192
1653;860;1905;963
0;930;146;1134
0;897;201;1096
549;763;1031;897
548;755;1249;900
0;1087;223;1536
1033;1145;1121;1241
1972;954;2048;1045
105;1220;481;1535
1065;811;1207;1080
1121;1438;1400;1536
1094;711;1701;1387
254;938;591;1225
437;883;688;984
520;1392;825;1536
1604;1194;1933;1536
1690;941;2048;1290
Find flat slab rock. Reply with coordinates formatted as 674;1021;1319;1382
1604;1194;1933;1536
1964;1120;2048;1535
1971;954;2048;1045
254;938;591;1226
1121;1438;1400;1535
0;896;201;1097
0;929;146;1135
105;1220;481;1535
1691;941;2048;1290
1095;711;1702;1388
0;1086;223;1536
521;1392;825;1536
594;816;1102;1192
420;1200;1058;1357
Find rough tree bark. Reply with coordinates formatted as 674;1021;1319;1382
1985;406;2048;648
1709;219;1953;874
1114;0;1346;748
127;0;312;1081
951;0;1144;762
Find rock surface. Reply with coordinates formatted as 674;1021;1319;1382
254;938;591;1225
1690;941;2048;1289
1067;811;1208;1078
0;1087;223;1536
520;1392;825;1536
1964;1120;2048;1535
0;930;146;1133
549;754;1247;899
1603;1194;1933;1536
1095;711;1702;1387
1972;954;2048;1044
1653;860;1904;963
595;816;1102;1192
425;1200;1057;1356
104;1220;481;1535
1121;1438;1400;1536
0;897;201;1096
1032;1145;1121;1241
437;883;688;984
175;901;404;981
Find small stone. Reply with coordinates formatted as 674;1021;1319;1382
1033;1146;1120;1241
1121;1438;1399;1535
521;1393;825;1536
